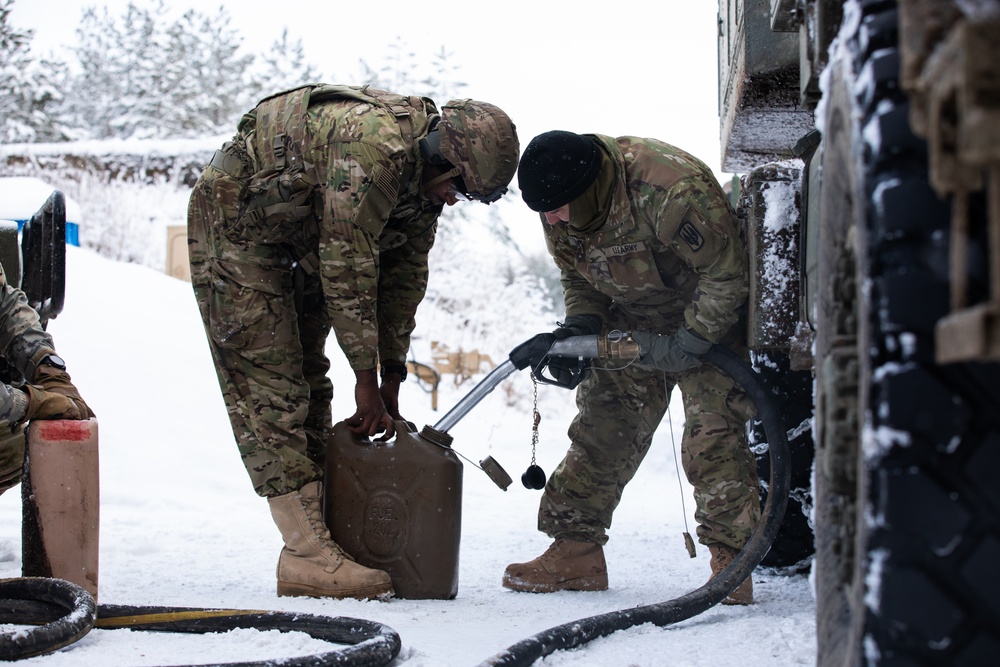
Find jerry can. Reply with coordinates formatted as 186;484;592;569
22;419;100;599
325;420;462;599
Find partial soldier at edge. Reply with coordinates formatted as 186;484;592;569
0;262;95;496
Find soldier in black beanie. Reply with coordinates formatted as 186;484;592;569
506;129;759;606
518;130;602;213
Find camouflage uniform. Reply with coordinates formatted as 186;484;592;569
0;263;60;495
539;135;761;550
188;85;444;498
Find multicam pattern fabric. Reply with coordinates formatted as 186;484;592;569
0;262;57;495
438;99;519;201
536;135;760;549
0;428;23;495
538;337;760;549
544;135;748;342
188;87;443;497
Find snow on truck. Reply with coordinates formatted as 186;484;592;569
0;182;68;326
721;0;1000;664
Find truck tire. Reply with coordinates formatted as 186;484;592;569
814;3;1000;665
813;23;865;663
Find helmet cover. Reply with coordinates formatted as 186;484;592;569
438;99;519;203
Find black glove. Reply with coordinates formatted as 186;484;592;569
540;355;591;389
632;326;712;373
509;315;602;384
509;332;556;371
509;333;591;389
551;314;602;340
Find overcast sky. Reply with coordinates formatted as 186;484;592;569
12;1;727;175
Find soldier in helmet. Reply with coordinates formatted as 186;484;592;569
506;130;759;604
187;85;518;600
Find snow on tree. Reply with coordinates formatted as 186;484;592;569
0;0;560;362
0;0;71;142
251;29;324;97
69;1;256;139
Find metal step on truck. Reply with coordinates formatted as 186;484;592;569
719;0;1000;664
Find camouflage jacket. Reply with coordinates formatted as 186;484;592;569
542;135;747;342
0;263;56;383
239;85;444;370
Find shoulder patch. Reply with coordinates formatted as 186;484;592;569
678;221;704;251
374;165;400;201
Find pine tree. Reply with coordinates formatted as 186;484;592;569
252;29;323;97
164;6;256;135
70;1;166;139
421;45;468;103
359;39;467;102
0;0;71;143
70;0;255;139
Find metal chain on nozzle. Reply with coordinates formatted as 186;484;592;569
521;374;547;490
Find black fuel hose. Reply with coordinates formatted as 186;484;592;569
0;577;95;661
0;578;401;665
476;345;792;666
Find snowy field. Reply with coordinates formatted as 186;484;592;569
1;246;816;665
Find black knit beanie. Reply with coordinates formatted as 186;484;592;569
518;131;601;212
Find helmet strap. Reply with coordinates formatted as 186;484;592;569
422;166;461;192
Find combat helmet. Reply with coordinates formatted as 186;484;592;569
420;99;519;204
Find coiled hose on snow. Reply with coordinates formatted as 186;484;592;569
0;576;401;665
476;345;792;666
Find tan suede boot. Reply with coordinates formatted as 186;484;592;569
502;538;609;593
708;543;753;605
267;481;393;600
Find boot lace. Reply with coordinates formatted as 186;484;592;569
298;493;355;562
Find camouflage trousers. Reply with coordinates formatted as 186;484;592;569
0;427;25;495
187;165;333;498
539;347;761;550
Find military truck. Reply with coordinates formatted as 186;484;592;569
720;1;1000;664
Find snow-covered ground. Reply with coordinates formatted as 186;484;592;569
1;246;816;665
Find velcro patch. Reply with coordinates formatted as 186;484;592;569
374;166;400;201
678;222;704;251
608;241;645;256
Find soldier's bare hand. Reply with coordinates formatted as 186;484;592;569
379;377;403;421
348;370;396;440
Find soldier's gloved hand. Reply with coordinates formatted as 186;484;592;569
632;327;712;373
510;315;603;371
551;314;602;340
25;365;96;421
509;333;556;371
543;355;591;390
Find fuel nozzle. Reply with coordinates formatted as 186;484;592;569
596;330;641;361
545;330;641;362
531;331;642;389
